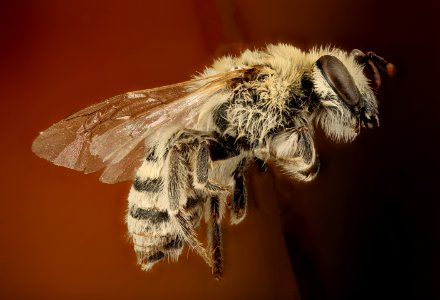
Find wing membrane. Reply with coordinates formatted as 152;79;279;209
32;68;253;183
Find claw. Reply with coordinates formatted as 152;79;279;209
206;180;232;193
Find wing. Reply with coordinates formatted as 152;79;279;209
32;68;255;183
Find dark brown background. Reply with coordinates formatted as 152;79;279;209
1;0;439;299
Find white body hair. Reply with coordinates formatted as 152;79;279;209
125;44;382;275
33;43;390;278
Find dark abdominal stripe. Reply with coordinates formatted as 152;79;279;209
164;236;184;250
145;251;165;263
133;177;163;193
129;205;170;224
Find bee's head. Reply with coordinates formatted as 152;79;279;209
310;49;395;142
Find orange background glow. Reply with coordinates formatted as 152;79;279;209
1;0;438;299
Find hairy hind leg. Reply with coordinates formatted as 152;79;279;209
229;158;248;225
166;143;213;268
207;194;225;279
170;129;244;278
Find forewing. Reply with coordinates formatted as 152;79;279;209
32;94;157;174
32;68;252;183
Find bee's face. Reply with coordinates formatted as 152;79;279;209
310;53;380;142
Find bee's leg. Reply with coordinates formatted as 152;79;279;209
207;194;225;279
175;208;213;268
167;144;214;267
229;158;248;225
185;194;205;229
194;140;210;188
295;130;320;181
194;140;231;192
167;145;186;212
271;128;320;182
171;130;233;277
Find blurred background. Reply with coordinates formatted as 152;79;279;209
1;0;439;299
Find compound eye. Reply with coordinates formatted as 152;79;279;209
317;55;362;111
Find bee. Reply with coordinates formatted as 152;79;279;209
32;44;395;279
